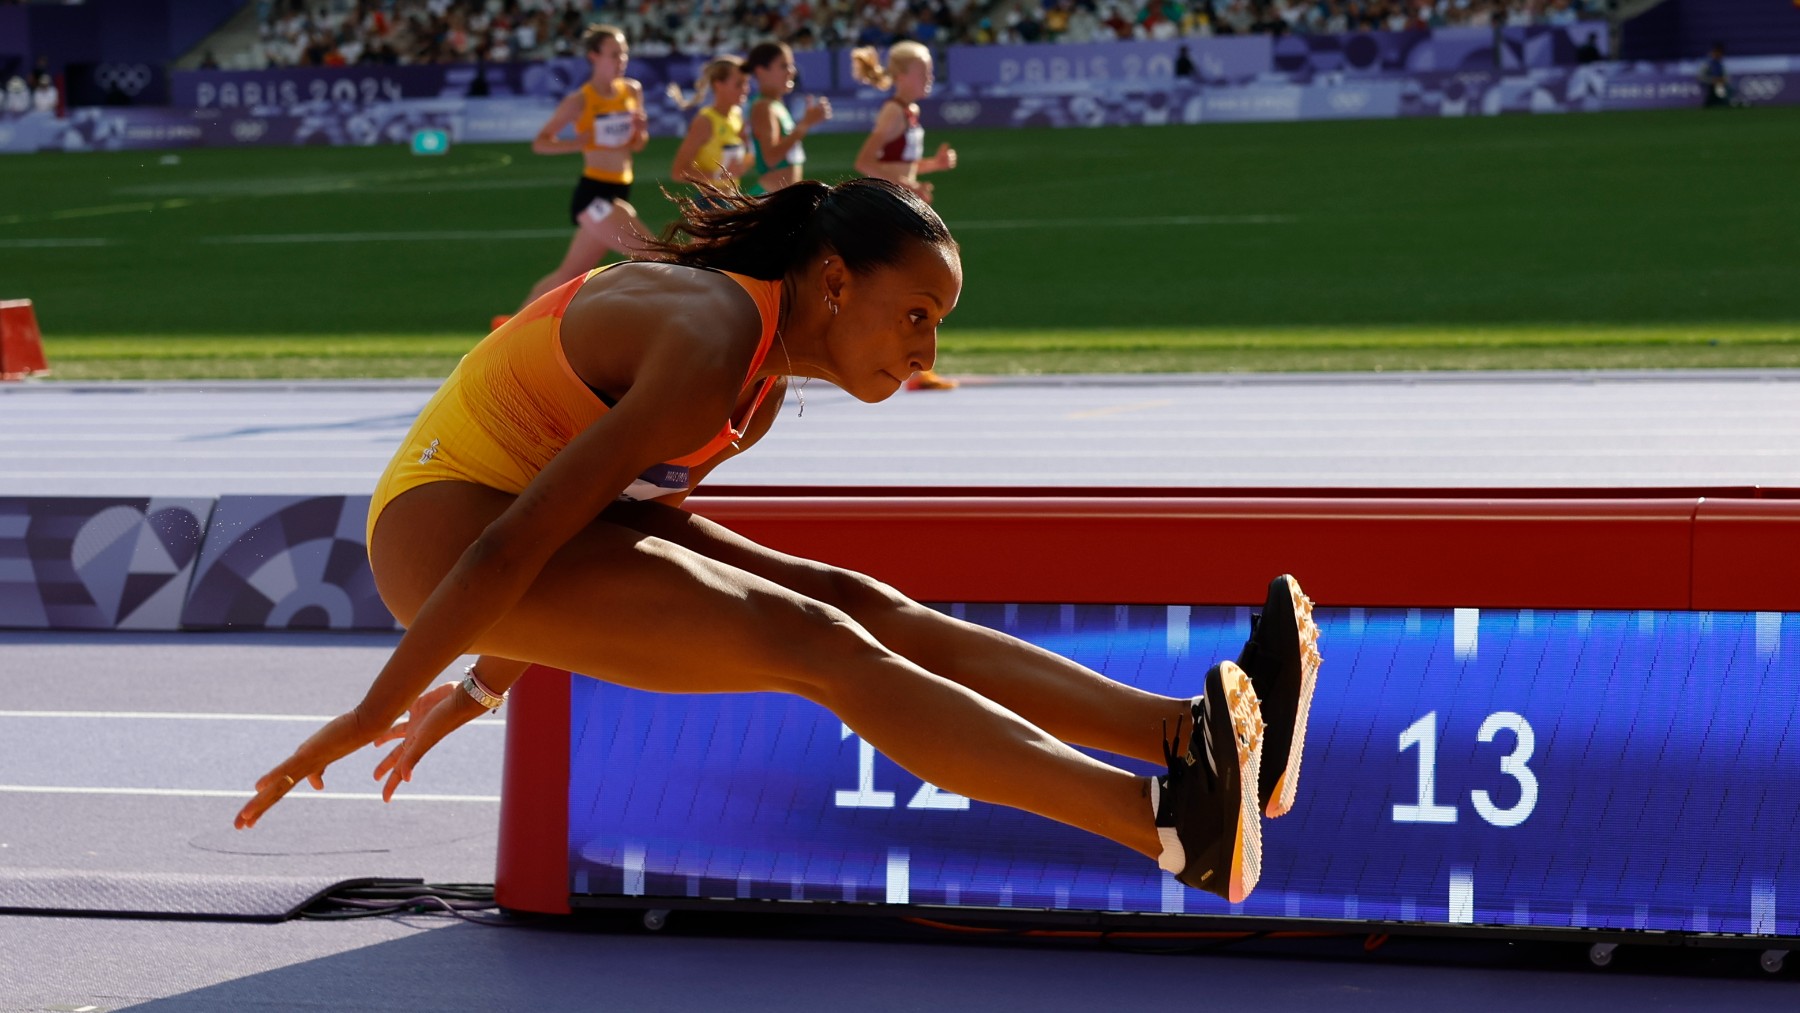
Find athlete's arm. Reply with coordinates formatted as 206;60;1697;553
376;379;789;797
352;288;755;728
233;278;763;828
750;100;803;167
670;113;714;183
626;80;650;152
531;91;588;155
918;141;957;175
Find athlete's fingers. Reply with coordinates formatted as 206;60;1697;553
308;772;325;791
237;767;302;829
374;745;395;781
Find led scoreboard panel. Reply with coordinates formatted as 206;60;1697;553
496;490;1800;940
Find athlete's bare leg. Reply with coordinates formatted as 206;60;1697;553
603;499;1192;765
370;481;1164;860
518;201;658;308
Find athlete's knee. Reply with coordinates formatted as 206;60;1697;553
749;591;887;698
819;566;912;621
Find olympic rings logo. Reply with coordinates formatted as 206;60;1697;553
93;63;153;97
1328;91;1370;112
1739;76;1785;102
939;101;981;125
231;119;268;141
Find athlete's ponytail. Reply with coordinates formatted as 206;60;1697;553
641;177;955;282
849;46;891;91
668;54;745;110
851;41;931;92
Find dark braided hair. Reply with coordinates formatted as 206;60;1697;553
642;177;956;282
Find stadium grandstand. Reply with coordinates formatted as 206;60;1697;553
223;0;1613;68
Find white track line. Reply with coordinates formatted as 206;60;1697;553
0;711;503;726
0;785;498;802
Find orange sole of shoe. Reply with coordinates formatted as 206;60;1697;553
1266;577;1322;820
1218;660;1266;904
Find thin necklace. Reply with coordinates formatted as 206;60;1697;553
775;330;807;417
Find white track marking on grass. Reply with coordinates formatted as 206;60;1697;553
953;214;1296;229
196;214;1295;245
202;228;568;244
0;785;500;802
0;238;115;248
351;176;573;195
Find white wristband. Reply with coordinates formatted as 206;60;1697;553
459;664;505;711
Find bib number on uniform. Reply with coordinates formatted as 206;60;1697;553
581;198;615;225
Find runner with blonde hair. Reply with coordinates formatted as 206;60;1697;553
670;55;752;203
852;41;960;389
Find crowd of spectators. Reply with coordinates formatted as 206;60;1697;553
239;0;598;68
1013;1;1611;44
237;0;1612;67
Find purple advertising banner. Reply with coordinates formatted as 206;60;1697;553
943;37;1271;89
0;497;212;632
1271;26;1494;76
165;27;1608;113
1501;23;1609;70
10;59;1797;155
180;495;396;632
0;8;28;68
172;49;838;111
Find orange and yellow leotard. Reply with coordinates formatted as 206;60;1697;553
368;264;782;543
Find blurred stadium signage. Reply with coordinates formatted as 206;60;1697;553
3;33;1798;155
410;127;449;156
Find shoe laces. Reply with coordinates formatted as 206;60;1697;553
1166;706;1221;788
1161;714;1186;771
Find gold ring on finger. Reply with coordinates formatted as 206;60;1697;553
282;774;296;788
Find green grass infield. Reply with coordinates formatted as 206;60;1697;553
3;105;1796;378
35;323;1800;380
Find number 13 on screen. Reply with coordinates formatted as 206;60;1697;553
1393;711;1539;828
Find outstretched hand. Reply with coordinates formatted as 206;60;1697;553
235;710;377;829
372;681;488;802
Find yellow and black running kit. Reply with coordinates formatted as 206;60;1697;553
368;264;782;545
577;78;640;184
568;79;641;224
